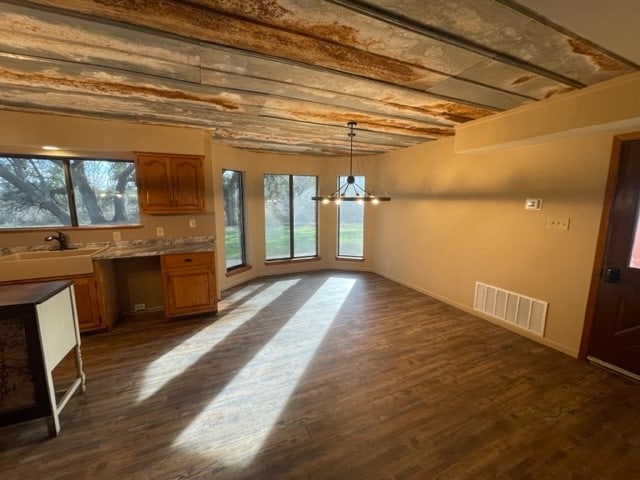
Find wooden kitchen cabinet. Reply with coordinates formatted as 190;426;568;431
135;152;205;213
161;252;217;317
71;275;101;331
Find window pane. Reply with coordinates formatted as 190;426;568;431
222;169;246;269
293;175;317;257
338;175;364;258
264;174;291;260
70;159;139;226
0;156;71;228
630;197;640;269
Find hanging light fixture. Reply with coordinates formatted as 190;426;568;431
312;121;391;204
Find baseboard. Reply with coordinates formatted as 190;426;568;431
122;306;165;318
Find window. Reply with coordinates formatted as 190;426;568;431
337;175;365;258
222;169;246;270
0;155;138;229
264;174;317;260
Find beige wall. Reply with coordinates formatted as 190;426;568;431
0;111;215;315
3;72;640;355
455;72;640;153
211;143;380;291
372;135;610;355
372;73;640;356
0;111;215;249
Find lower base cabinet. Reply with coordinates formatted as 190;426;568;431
161;251;217;317
1;251;216;330
64;275;101;331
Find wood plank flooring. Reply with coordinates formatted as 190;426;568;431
1;271;639;479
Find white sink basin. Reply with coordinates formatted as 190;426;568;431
0;247;108;282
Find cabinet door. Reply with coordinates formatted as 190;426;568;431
72;276;101;331
136;153;204;213
171;155;204;211
136;154;173;212
161;252;217;317
164;267;216;317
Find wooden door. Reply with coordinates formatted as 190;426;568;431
588;139;640;375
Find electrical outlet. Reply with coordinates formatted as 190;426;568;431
546;217;570;231
189;218;197;228
134;303;146;312
112;231;121;241
156;226;165;237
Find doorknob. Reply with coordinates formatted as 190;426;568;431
603;266;621;283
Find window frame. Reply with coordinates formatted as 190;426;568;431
264;173;318;261
0;154;140;230
222;169;247;272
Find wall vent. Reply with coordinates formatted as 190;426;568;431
474;282;548;337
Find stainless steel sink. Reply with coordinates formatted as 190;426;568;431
0;247;109;282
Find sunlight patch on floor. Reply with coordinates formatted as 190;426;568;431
136;279;299;403
172;276;356;467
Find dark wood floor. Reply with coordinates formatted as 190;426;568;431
1;271;639;479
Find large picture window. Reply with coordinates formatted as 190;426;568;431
337;175;365;258
264;174;317;260
222;169;246;270
0;155;138;229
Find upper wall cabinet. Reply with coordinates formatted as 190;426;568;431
135;152;205;214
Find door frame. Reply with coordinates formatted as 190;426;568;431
579;131;640;360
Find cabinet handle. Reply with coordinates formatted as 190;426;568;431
184;258;193;263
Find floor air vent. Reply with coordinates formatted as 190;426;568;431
474;282;548;337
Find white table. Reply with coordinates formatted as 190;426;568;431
0;280;86;437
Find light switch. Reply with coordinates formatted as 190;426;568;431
189;218;197;228
525;198;542;210
156;226;165;237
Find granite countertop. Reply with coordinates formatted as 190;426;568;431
0;237;215;284
0;236;215;261
92;237;215;260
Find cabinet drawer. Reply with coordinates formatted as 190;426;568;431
162;252;213;269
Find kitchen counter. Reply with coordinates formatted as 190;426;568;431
93;238;214;260
0;237;217;331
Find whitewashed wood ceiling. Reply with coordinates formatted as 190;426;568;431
0;0;638;155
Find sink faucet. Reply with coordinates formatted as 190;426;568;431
45;231;68;250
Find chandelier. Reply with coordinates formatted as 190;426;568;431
312;121;391;204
